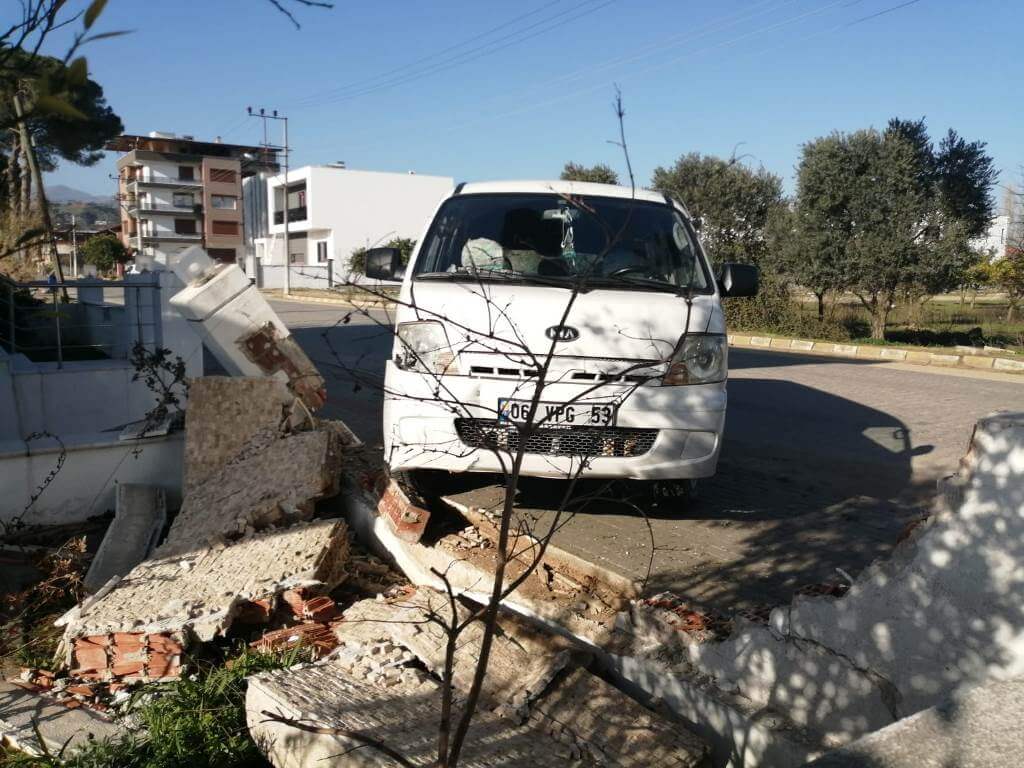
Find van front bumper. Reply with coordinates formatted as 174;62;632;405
382;363;726;480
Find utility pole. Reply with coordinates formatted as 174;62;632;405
70;214;78;278
13;89;68;300
247;107;289;295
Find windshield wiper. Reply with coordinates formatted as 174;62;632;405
416;270;583;290
585;274;683;293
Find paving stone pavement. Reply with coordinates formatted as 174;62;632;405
270;299;1024;614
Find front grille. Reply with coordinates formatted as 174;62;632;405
454;419;658;458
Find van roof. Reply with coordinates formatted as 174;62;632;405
455;180;672;206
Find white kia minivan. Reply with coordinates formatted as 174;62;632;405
367;180;758;482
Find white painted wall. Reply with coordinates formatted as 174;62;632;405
265;166;452;273
0;271;202;522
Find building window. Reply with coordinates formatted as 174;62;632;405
174;219;197;235
173;193;194;208
211;220;238;236
178;166;195;181
209;168;237;184
211;195;237;209
317;241;328;263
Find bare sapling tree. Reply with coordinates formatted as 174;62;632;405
265;89;714;766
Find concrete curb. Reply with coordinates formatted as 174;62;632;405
261;290;396;310
729;334;1024;375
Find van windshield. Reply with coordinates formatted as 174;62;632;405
412;193;711;293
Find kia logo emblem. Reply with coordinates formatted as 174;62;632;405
545;325;580;342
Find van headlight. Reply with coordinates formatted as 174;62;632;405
395;321;459;375
662;333;727;385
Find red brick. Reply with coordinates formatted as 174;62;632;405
146;634;183;655
281;589;309;619
378;480;430;543
146;653;181;680
66;684;95;697
112;633;144;653
110;661;145;678
73;646;108;672
251;622;337;657
303;596;339;622
62;699;83;710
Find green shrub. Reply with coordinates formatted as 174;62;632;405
724;281;853;341
4;646;308;768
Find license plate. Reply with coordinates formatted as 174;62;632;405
498;399;616;427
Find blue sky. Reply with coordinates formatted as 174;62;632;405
32;0;1023;201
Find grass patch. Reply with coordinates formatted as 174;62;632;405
1;646;310;768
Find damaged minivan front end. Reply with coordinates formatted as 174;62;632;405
373;180;757;481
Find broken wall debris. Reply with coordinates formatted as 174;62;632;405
83;484;167;593
164;428;345;552
63;518;349;645
0;680;126;757
336;587;580;714
168;253;326;409
246;644;709;767
182;377;296;494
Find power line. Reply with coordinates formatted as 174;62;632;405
288;0;572;106
846;0;923;27
289;0;616;109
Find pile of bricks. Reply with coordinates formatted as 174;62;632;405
70;632;183;683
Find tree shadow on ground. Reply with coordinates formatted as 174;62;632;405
445;377;932;616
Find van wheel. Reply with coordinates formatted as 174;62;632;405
393;469;446;504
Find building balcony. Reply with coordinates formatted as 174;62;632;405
273;206;307;225
129;177;203;188
129;203;202;216
140;232;203;243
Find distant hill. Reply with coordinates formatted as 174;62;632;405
47;184;114;204
52;199;120;229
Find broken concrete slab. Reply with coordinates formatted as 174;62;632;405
62;518;350;651
182;377;297;495
343;469;832;766
336;587;580;712
531;667;709;767
246;654;706;767
806;678;1024;768
0;681;125;756
84;484;166;593
164;428;345;553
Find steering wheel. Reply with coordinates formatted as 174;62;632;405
607;265;649;278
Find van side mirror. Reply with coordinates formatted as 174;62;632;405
365;247;403;281
718;262;759;298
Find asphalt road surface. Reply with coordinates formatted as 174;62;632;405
270;298;1024;614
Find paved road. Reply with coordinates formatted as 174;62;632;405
270;298;1024;614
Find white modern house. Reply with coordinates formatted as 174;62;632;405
251;165;453;288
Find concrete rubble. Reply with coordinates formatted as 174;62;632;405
247;585;710;767
83;483;166;592
58;376;355;682
0;681;126;757
334;587;582;715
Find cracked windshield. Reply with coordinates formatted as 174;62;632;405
414;193;710;292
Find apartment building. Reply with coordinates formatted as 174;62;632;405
109;132;278;267
253;165;453;287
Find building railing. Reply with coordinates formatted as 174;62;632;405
0;276;162;369
273;206;307;225
130;176;203;187
130;203;202;214
141;232;203;240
